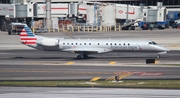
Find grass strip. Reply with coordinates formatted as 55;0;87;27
0;80;180;89
162;64;180;66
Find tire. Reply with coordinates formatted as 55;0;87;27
158;26;162;30
122;27;125;30
77;55;81;59
8;30;11;35
142;27;145;30
132;26;135;30
125;26;129;30
129;26;133;30
84;55;89;59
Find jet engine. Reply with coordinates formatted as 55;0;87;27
36;38;59;46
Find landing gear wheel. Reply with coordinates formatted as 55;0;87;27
77;52;88;59
8;30;11;35
84;54;89;59
77;55;81;59
77;55;85;59
157;54;160;58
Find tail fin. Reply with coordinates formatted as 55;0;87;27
13;23;37;45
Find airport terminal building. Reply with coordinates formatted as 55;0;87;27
0;0;180;31
1;0;180;6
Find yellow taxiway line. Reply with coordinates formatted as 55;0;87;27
109;61;117;65
90;77;101;82
106;72;133;81
65;62;75;65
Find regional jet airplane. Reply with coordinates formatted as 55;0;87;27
13;23;169;59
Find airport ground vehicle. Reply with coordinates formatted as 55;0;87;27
167;11;180;25
171;22;180;29
8;23;21;35
139;21;169;30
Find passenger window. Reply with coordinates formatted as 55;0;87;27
84;43;86;45
115;43;116;45
123;43;125;45
110;43;112;45
72;43;73;45
63;43;65;45
119;43;121;45
128;43;130;45
76;43;78;45
106;43;108;45
89;43;91;45
80;43;82;45
98;43;100;45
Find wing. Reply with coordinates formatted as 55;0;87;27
62;47;113;54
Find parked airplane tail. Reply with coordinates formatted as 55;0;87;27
13;23;37;45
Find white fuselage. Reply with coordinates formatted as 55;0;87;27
34;38;169;54
12;22;169;59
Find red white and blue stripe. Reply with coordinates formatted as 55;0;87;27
19;25;37;45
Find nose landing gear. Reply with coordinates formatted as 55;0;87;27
77;55;82;59
157;54;160;58
157;51;168;58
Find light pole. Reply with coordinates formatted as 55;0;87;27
46;0;52;27
126;4;129;23
43;0;45;27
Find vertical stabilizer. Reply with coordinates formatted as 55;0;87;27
12;23;37;45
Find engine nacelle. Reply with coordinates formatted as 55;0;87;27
36;38;59;46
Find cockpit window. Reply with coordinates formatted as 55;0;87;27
148;42;152;45
149;41;157;45
152;41;157;45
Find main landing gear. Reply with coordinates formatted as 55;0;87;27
76;52;89;59
77;54;88;59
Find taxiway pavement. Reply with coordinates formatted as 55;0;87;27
0;29;180;80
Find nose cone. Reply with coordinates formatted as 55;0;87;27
156;45;170;52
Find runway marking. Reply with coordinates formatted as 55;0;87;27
106;72;133;81
139;72;162;76
130;71;163;76
27;62;75;65
119;72;133;80
106;76;115;81
90;77;101;82
65;62;75;65
109;61;116;65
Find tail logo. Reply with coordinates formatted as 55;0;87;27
18;25;37;45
